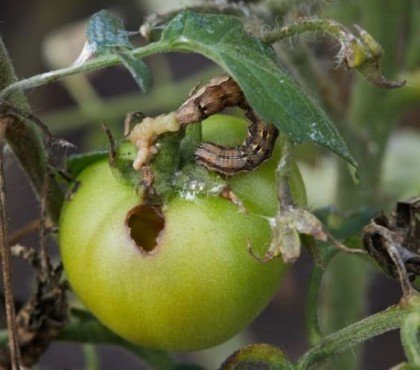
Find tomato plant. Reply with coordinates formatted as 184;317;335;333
0;2;419;370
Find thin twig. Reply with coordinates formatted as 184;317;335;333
325;230;367;256
0;117;21;370
39;170;51;280
8;219;53;247
101;124;117;168
0;42;168;99
8;219;40;246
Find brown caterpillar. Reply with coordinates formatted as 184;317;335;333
175;75;279;175
175;75;246;127
195;110;278;175
128;75;279;175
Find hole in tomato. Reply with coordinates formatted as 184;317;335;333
126;205;165;253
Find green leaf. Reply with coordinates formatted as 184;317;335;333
67;151;108;178
86;10;152;92
158;11;356;167
59;308;176;370
116;50;152;92
87;10;132;53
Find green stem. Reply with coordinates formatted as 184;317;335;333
0;38;63;223
296;304;415;369
304;248;338;346
401;312;420;365
83;344;99;370
0;42;170;99
262;18;349;44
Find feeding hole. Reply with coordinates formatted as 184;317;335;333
126;205;165;253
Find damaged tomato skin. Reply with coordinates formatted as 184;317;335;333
59;115;305;351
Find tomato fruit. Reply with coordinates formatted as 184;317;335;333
59;115;305;351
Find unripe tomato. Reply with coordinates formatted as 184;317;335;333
59;115;305;351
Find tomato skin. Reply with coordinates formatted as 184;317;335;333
59;115;305;351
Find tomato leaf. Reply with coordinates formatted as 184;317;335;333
85;10;152;92
115;49;152;92
158;11;356;167
87;10;132;52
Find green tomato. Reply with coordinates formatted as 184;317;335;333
59;114;306;351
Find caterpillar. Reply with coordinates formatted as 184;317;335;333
175;75;279;175
128;75;279;175
195;109;279;175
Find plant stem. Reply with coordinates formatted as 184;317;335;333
262;18;349;45
400;312;420;365
83;344;99;370
0;39;63;223
0;120;21;370
0;42;169;99
296;304;414;369
304;248;338;346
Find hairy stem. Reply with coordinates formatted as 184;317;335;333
0;120;21;370
262;18;349;44
400;312;420;365
296;303;416;369
0;42;169;99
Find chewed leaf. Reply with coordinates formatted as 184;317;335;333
116;49;152;92
159;11;356;167
87;10;132;53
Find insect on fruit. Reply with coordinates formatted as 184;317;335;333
176;75;279;175
128;75;279;176
59;114;309;351
195;109;278;175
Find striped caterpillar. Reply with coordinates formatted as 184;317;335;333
195;109;278;175
176;75;279;175
128;75;279;175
